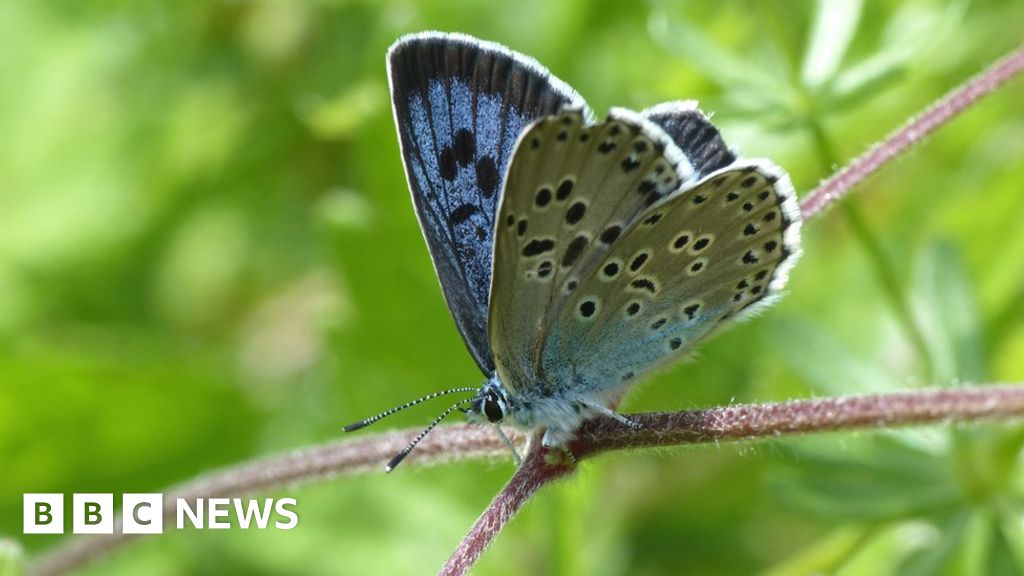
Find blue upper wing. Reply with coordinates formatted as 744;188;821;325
388;32;589;373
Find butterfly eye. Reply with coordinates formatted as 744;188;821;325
483;394;504;423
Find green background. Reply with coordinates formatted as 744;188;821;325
3;0;1024;574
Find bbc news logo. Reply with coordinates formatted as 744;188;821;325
23;494;298;534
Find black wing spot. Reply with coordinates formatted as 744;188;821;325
743;223;758;236
634;141;649;153
638;179;656;194
726;191;740;202
517;219;528;237
672;234;690;250
692;236;711;252
621;156;641;173
610;125;622;137
764;240;778;252
742;201;755;212
742;250;760;264
669;337;682;350
522;238;555;257
530;137;541;150
565;202;587;225
566;279;578;292
476;156;499;198
505;214;515;227
556;179;574;201
629;252;649;272
580;132;590;142
683;303;700;319
689;260;705;273
557;131;569;141
535;187;552;208
755;269;769;280
763;211;777;222
736;279;749;289
537;261;553;278
751;285;763;295
579;300;597;318
741;176;757;188
561;235;588;267
454;129;475;167
598;141;616;154
630;278;657;294
758;189;771;201
643;213;662;226
627;302;641;316
651;318;667;329
600;225;622;244
692;194;708;205
602;262;620;278
439;146;457;181
451;203;478;225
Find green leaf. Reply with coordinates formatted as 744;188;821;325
770;435;960;522
770;318;904;396
647;9;786;95
911;241;987;384
801;0;863;88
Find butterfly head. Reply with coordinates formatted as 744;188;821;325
467;377;512;424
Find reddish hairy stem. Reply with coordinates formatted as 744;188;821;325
31;426;525;576
799;44;1024;220
440;385;1024;576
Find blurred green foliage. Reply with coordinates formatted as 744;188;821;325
2;0;1024;574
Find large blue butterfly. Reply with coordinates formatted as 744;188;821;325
349;32;800;471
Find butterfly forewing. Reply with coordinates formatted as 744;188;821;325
489;109;694;393
544;160;801;389
388;32;589;373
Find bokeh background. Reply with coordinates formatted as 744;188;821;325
3;0;1024;574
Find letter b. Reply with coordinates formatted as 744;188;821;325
23;494;64;534
73;494;113;534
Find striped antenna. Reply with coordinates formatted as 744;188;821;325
343;387;478;432
385;399;473;472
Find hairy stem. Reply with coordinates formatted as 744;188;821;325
31;426;525;576
33;385;1024;576
437;385;1024;576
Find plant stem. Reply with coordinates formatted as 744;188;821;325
438;384;1024;576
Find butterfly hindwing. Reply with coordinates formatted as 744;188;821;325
489;108;694;393
642;101;738;178
546;159;801;389
388;32;589;373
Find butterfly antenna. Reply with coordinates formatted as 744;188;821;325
385;399;471;473
342;387;477;432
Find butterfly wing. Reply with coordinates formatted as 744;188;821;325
488;108;698;393
546;158;801;391
388;32;589;373
642;101;737;177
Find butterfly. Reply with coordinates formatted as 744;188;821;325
345;31;802;471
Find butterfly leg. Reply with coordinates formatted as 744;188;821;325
540;430;578;465
580;398;643;430
494;424;522;465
